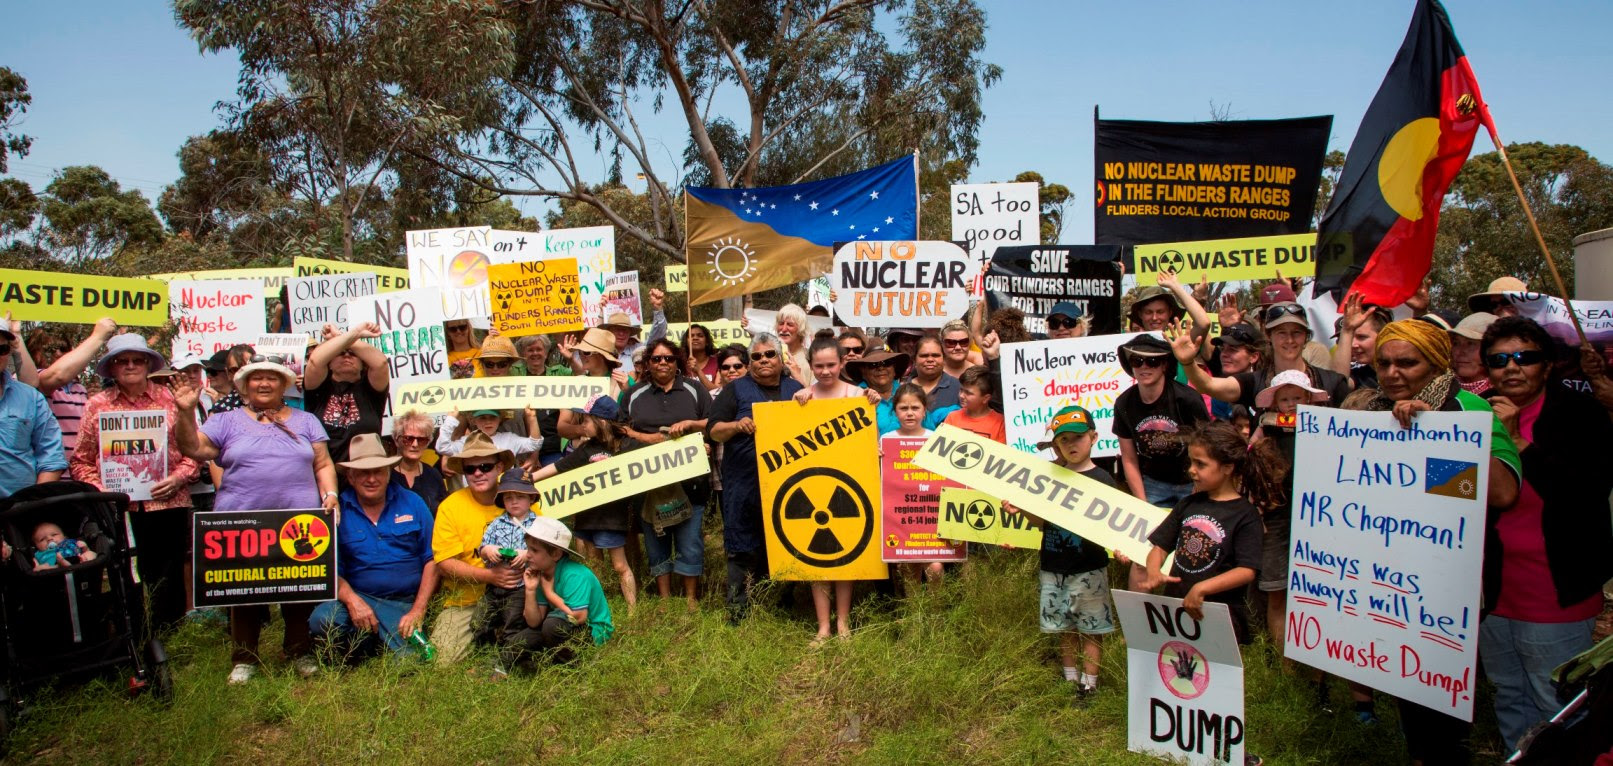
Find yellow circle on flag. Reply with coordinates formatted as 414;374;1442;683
279;514;331;562
1377;117;1442;221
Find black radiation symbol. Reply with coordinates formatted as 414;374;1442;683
418;386;447;406
771;467;874;568
1160;250;1186;273
948;441;984;470
964;499;996;530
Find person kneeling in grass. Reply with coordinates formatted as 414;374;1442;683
501;517;613;670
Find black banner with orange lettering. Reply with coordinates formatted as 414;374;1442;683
193;509;337;608
1094;115;1332;246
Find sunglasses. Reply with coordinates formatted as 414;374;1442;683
1262;303;1307;323
750;350;778;361
112;355;150;367
250;353;288;365
337;350;358;358
720;363;746;372
840;344;865;354
941;338;970;348
1129;356;1167;368
1047;316;1079;330
446;325;470;333
1484;350;1547;369
865;361;894;370
481;359;513;369
578;350;597;359
396;435;430;445
462;462;500;475
648;354;677;364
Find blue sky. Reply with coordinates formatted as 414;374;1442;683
4;1;1610;243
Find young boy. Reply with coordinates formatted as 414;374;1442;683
481;468;539;657
501;517;613;670
1006;406;1118;700
30;521;95;570
943;365;1006;443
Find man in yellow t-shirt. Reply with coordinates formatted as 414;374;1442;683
430;432;518;663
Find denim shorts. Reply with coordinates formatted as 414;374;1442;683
572;528;628;550
641;508;705;578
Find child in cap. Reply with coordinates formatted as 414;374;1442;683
526;394;638;607
438;408;544;468
481;468;540;651
502;516;613;669
1002;406;1120;700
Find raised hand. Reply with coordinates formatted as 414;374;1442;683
1164;316;1201;363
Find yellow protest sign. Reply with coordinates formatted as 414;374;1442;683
936;488;1042;549
1134;233;1318;285
293;256;410;292
150;267;292;291
656;319;750;349
913;424;1168;563
488;259;583;336
390;377;608;415
0;269;168;326
755;399;888;581
665;264;688;293
534;435;709;520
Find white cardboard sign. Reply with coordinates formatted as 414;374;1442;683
951;182;1038;293
831;240;975;328
289;272;377;339
169;279;265;358
1115;590;1245;766
406;226;492;321
998;333;1146;458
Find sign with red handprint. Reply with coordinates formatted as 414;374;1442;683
192;508;337;608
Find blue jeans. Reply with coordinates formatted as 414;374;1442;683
310;593;424;659
642;508;705;578
1142;475;1194;508
1479;614;1595;751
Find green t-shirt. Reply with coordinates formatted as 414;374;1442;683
1453;389;1522;480
545;557;614;644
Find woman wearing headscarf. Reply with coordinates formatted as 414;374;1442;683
173;354;337;684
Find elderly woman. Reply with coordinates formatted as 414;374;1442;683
173;354;337;684
390;409;448;513
1476;317;1613;753
558;327;625;441
844;350;909;434
69;335;200;629
304;322;389;462
1450;313;1498;396
707;332;804;619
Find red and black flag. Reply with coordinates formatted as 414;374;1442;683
1314;0;1497;306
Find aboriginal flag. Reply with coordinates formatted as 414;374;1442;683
1314;0;1496;306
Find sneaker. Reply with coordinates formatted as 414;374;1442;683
1355;710;1380;726
227;663;256;685
1074;684;1096;705
294;657;319;679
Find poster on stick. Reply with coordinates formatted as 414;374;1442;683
831;240;975;328
347;288;448;386
488;258;583;336
0;269;167;326
1503;291;1613;395
935;487;1040;549
1000;333;1143;458
1114;590;1245;766
1133;233;1318;286
985;245;1124;336
603;270;642;324
406;226;492;321
664;264;689;293
951;182;1038;293
96;410;167;502
192;509;337;608
169;279;265;358
289;273;377;339
879;436;965;563
1283;406;1490;721
540;226;615;328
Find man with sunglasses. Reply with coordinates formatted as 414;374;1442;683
430;432;521;663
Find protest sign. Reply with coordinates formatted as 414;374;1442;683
0;269;167;326
831;240;976;328
537;226;615;328
169;279;265;358
1284;406;1490;721
658;320;750;349
193;509;337;608
406;226;492;321
742;308;832;339
985;245;1124;336
664;264;689;293
535;435;708;520
293;257;409;291
1133;233;1318;286
603;270;642;324
348;288;448;385
255;333;309;398
913;424;1167;563
1095;115;1332;246
806;275;831;312
755;399;888;581
952;182;1039;293
1504;291;1613;395
935;487;1041;549
1000;333;1143;458
879;436;965;563
1114;591;1245;766
391;377;608;415
150;268;291;292
289;273;377;338
96;410;167;502
488;258;583;336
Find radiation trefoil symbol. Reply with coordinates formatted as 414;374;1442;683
947;441;984;471
771;467;874;568
417;386;447;407
1157;249;1186;274
964;499;996;531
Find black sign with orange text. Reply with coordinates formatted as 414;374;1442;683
192;509;337;608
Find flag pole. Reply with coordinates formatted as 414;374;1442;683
1487;131;1588;343
912;148;922;239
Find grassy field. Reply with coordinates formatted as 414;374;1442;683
2;540;1507;765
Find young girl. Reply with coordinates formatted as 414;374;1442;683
883;383;946;591
527;395;637;607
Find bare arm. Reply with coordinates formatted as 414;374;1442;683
170;379;220;462
38;318;116;394
8;314;37;388
1157;271;1212;340
1118;438;1146;500
1166;318;1242;402
306;323;385;389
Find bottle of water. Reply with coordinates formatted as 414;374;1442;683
409;629;437;662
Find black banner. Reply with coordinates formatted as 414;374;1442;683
985;246;1124;336
1094;115;1332;246
193;509;337;608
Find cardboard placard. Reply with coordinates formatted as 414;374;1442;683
288;272;377;339
406;226;492;321
936;487;1041;549
1115;590;1246;766
1133;233;1318;285
347;288;449;386
602;270;642;325
879;435;965;563
831;240;976;328
488;258;583;336
999;333;1146;458
96;410;167;502
951;182;1039;294
293;256;410;291
169;279;265;358
664;264;689;293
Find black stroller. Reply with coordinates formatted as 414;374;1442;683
0;480;173;737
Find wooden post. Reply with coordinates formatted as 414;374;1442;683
1488;132;1588;343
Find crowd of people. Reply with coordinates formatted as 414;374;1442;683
1;269;1608;765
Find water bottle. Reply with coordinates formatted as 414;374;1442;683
409;629;437;662
498;547;517;560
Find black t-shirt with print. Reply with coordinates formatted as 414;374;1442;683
1039;466;1118;575
304;377;387;462
1147;493;1263;634
1111;381;1209;484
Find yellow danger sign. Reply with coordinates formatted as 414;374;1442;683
534;435;709;520
912;424;1168;563
390;377;608;415
294;256;410;292
1134;233;1319;285
935;487;1042;549
755;398;888;581
0;269;168;326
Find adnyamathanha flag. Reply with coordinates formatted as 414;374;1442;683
685;157;918;305
1314;0;1496;307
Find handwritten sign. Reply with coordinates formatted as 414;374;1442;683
348;288;448;386
169;279;265;358
1134;233;1318;286
1115;591;1245;766
407;226;492;321
602;270;642;325
879;436;965;563
664;264;689;293
289;273;376;339
831;240;976;328
391;377;608;415
535;436;708;519
488;258;583;336
97;410;167;502
1000;333;1144;459
0;269;167;326
952;182;1038;294
936;487;1040;549
293;257;409;291
1284;406;1491;721
494;226;615;329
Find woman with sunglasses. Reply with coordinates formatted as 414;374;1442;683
1476;316;1613;754
444;320;481;367
304;322;389;463
172;355;337;684
938;320;981;379
391;409;448;513
836;329;868;365
1111;335;1209;508
682;324;718;388
558;328;627;440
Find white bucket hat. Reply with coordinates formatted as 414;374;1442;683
1254;369;1330;409
523;516;581;558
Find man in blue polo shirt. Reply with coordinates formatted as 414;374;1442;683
0;324;66;498
310;433;438;660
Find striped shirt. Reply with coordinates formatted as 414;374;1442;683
48;382;87;456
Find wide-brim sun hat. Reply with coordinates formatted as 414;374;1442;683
575;327;621;365
1116;334;1176;377
444;431;515;474
1127;286;1185;321
1467;276;1528;313
844;350;910;385
337;433;402;470
1254;369;1330;409
233;359;298;391
95;334;168;379
524;516;582;558
1450;312;1499;341
600;312;640;335
477;335;518;359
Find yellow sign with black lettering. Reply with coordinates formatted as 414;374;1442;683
664;264;688;293
913;424;1168;563
936;488;1042;549
1134;233;1319;285
489;258;583;336
534;435;709;520
151;267;292;291
0;269;168;326
294;256;410;292
390;377;609;415
755;399;888;581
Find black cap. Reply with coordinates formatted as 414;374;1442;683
204;349;230;372
1211;323;1262;349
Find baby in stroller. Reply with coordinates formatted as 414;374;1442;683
29;522;97;571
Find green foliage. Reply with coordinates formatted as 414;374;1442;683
0;177;36;238
38;166;164;265
0;66;32;174
1013;170;1073;243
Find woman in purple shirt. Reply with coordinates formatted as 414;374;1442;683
174;354;338;685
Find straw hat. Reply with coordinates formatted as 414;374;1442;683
1450;312;1499;341
600;312;640;335
575;327;620;364
444;431;515;474
1467;276;1528;313
477;335;518;359
232;355;298;390
337;433;401;470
